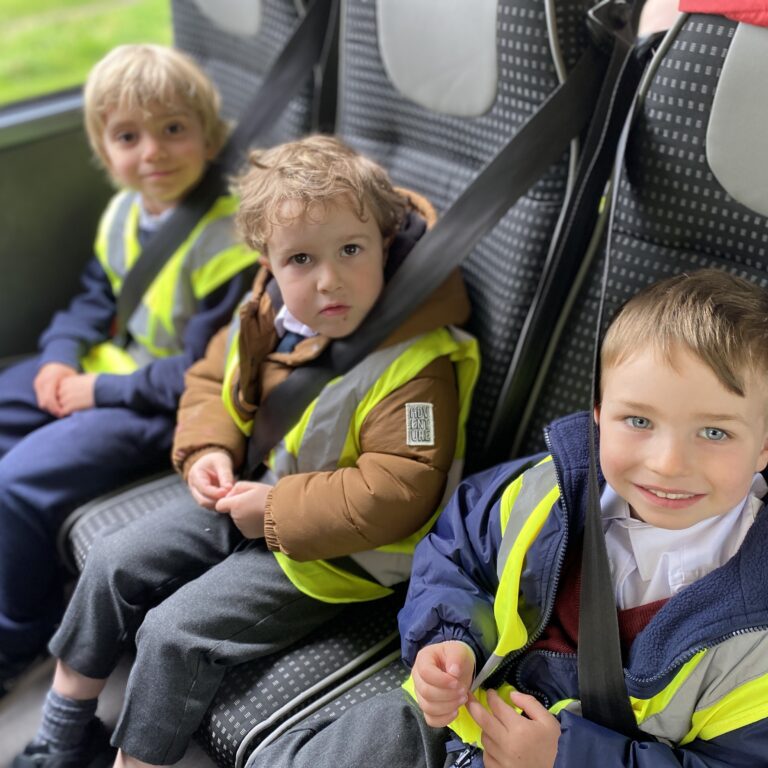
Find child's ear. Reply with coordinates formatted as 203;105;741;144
756;432;768;473
259;253;272;271
593;403;601;426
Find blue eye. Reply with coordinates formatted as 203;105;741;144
625;416;651;430
700;427;728;441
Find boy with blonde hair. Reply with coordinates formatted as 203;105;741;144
0;43;257;698
247;268;768;768
13;135;479;768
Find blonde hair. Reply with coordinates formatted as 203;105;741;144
601;269;768;397
235;135;407;253
83;44;228;169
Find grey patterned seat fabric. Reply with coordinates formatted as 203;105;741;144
517;15;768;455
171;0;312;144
58;0;603;765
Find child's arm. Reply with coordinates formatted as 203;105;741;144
172;322;248;475
93;275;250;413
37;257;118;370
262;356;462;559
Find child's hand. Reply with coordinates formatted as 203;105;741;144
466;690;560;768
57;373;97;415
215;481;271;539
412;640;475;727
187;451;235;509
33;362;77;416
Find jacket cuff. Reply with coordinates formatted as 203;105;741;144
93;373;129;407
39;339;83;370
263;490;280;551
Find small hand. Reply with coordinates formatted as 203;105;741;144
466;690;560;768
187;451;235;509
33;362;77;416
215;481;271;539
57;373;97;415
412;641;475;727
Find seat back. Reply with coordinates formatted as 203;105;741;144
515;15;768;455
336;0;592;466
172;0;313;143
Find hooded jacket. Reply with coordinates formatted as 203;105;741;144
173;189;476;565
400;411;768;766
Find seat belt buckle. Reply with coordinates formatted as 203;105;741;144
445;746;480;768
586;0;634;54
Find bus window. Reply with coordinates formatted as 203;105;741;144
0;0;172;107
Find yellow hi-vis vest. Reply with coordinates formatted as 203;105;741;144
223;324;480;603
80;190;257;375
405;457;768;750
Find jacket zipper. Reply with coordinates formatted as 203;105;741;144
482;427;570;687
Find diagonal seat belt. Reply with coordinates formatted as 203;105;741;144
114;0;339;342
243;0;643;479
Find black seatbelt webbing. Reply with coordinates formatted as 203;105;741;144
577;87;646;739
244;42;608;475
114;0;336;340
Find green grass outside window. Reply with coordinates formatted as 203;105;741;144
0;0;172;107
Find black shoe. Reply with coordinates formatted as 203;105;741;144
11;719;116;768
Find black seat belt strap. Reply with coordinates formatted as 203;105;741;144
578;81;647;739
114;0;337;341
244;38;612;476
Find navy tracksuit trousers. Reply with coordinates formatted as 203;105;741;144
0;357;174;660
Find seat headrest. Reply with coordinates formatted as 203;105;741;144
706;22;768;218
377;0;499;117
192;0;263;37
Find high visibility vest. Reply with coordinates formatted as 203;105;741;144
80;190;257;374
405;457;768;750
223;321;480;603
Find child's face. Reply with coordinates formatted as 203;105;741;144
597;344;768;529
262;198;386;338
101;100;215;214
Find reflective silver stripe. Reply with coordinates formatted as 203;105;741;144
638;630;768;743
271;441;298;477
348;550;413;587
474;460;558;690
294;337;426;474
103;192;135;277
496;461;557;579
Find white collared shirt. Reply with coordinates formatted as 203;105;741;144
273;304;319;340
138;201;175;233
602;474;767;610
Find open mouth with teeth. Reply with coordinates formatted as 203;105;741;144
636;484;704;508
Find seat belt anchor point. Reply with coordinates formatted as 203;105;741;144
586;0;634;53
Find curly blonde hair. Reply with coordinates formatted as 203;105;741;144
235;135;406;253
83;44;228;171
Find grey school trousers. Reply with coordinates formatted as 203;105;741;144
48;495;343;765
246;686;455;768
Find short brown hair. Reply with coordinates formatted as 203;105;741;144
235;135;406;253
601;269;768;397
83;44;228;170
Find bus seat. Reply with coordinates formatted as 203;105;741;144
58;0;607;765
513;15;768;456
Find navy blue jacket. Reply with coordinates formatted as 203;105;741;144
399;411;768;766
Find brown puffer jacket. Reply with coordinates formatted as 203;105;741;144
172;189;472;561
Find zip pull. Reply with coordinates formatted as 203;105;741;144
448;746;479;768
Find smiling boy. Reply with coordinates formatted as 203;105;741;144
13;136;479;768
0;44;257;699
245;268;768;768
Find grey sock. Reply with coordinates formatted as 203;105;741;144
34;688;98;752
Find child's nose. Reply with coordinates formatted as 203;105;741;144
646;434;689;477
317;263;342;291
142;135;166;161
